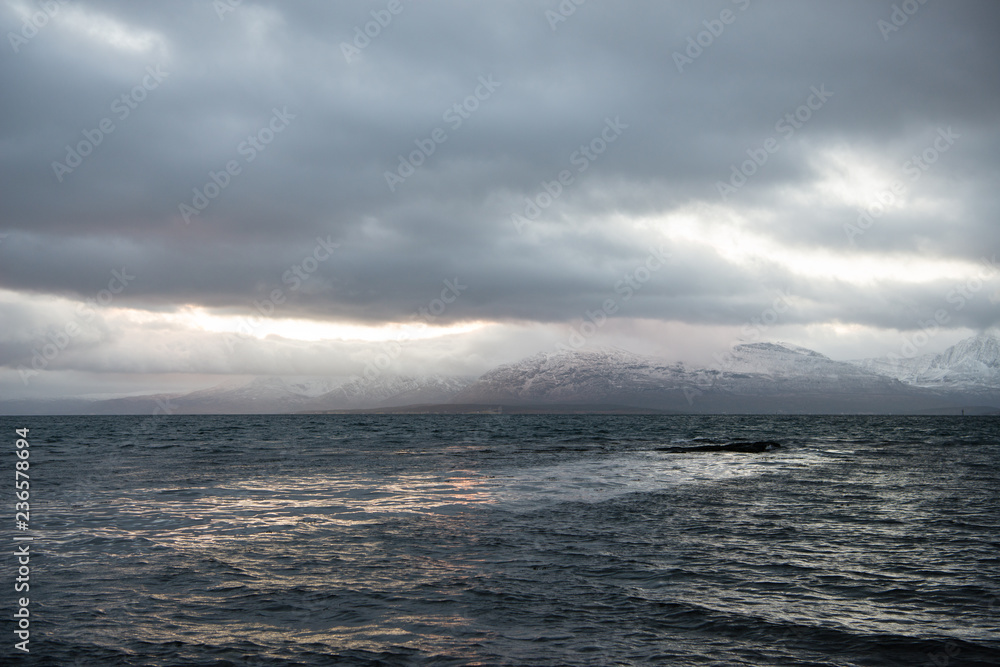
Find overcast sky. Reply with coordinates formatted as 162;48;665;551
1;0;999;398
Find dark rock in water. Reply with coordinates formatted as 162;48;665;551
657;440;782;453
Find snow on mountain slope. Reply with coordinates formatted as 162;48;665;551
853;330;1000;390
10;335;999;415
719;342;833;376
452;347;704;405
452;343;924;412
716;342;911;395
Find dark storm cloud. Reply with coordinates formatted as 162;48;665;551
1;0;999;335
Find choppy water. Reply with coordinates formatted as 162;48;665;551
2;414;999;666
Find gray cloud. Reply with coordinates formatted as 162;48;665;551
2;0;999;392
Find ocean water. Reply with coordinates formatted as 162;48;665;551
2;414;998;666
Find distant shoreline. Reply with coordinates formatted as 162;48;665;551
298;403;678;415
295;403;1000;416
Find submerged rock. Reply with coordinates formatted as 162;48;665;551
657;440;782;453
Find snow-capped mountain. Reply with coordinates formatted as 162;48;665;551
717;342;909;393
452;347;706;406
453;344;928;413
852;330;1000;390
5;335;1000;415
718;342;832;375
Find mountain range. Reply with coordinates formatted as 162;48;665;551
5;332;1000;415
851;332;1000;390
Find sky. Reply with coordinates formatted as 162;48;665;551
1;0;999;400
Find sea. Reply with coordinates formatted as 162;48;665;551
2;414;998;666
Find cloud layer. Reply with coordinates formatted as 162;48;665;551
2;0;999;396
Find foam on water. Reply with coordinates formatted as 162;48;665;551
488;449;821;510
